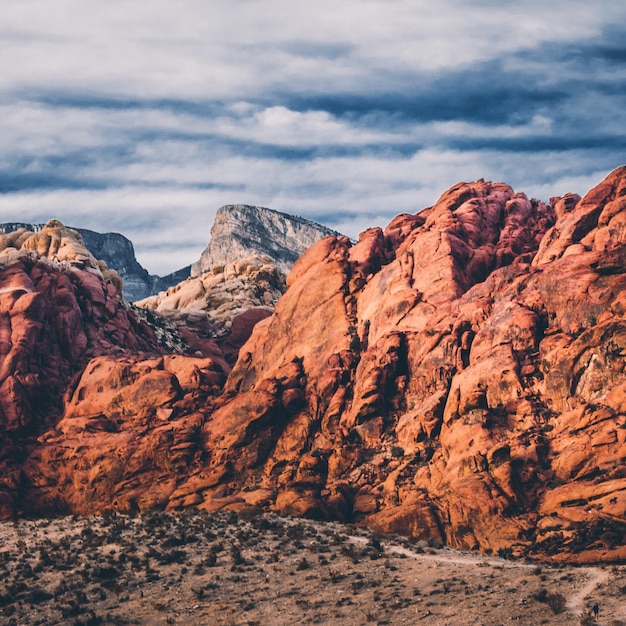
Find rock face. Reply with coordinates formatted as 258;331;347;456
188;167;625;562
138;205;338;357
2;168;626;564
136;255;285;348
190;205;343;277
0;223;189;302
0;220;223;513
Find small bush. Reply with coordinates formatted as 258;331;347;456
230;546;245;566
497;547;513;560
546;592;566;614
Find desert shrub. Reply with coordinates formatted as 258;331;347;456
286;523;305;540
23;587;53;604
158;549;187;565
546;591;566;614
93;566;120;580
230;545;245;566
497;547;513;560
340;543;359;563
295;557;309;571
73;612;103;626
369;536;384;553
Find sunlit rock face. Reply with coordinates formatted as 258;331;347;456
136;254;284;345
190;204;343;277
0;220;195;511
189;167;625;562
0;222;189;302
2;167;626;564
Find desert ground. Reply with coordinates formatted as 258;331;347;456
0;510;623;626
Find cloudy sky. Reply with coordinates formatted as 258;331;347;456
1;1;625;274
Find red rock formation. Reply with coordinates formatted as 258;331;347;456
190;168;625;562
22;354;226;514
0;222;227;515
3;170;626;563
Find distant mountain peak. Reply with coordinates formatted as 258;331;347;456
191;204;342;276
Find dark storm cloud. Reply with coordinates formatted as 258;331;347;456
447;136;626;153
1;0;625;273
28;93;229;118
0;172;108;193
274;41;355;60
281;33;626;130
283;79;567;126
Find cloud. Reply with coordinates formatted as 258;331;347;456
0;1;625;274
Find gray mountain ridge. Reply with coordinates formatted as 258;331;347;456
191;204;344;276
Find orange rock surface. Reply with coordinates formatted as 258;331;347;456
0;222;228;514
2;170;626;563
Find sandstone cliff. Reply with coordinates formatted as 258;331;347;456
0;220;226;513
135;255;284;351
0;223;189;302
190;205;343;277
2;169;625;564
201;167;624;562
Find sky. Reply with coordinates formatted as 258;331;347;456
1;1;625;275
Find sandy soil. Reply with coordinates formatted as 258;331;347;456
0;510;624;625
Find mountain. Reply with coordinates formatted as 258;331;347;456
1;206;339;304
136;205;342;357
136;255;284;364
191;204;343;276
0;220;192;434
1;168;625;563
0;223;189;302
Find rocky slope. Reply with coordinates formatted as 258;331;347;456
137;206;339;354
200;167;624;562
0;223;189;302
0;220;226;514
136;255;284;351
191;205;343;277
1;168;625;563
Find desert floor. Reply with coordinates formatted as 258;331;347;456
0;510;624;625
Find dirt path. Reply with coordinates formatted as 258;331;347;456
349;533;533;569
349;534;610;617
566;566;609;615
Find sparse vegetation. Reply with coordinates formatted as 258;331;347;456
0;511;623;625
546;591;567;614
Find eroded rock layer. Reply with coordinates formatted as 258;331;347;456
0;222;189;302
136;254;284;344
0;221;227;513
2;169;626;563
